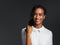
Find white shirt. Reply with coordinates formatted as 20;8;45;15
21;25;53;45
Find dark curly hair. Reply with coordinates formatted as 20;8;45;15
28;4;47;26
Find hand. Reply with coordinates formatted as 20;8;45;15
26;25;32;34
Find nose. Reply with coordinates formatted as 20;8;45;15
36;15;39;18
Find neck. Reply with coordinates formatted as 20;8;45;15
33;23;43;29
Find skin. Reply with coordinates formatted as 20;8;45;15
33;8;45;28
26;25;32;45
26;8;46;45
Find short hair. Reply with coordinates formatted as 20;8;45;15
30;4;47;17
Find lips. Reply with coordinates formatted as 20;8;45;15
35;19;40;22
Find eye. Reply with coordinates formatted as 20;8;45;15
39;13;42;16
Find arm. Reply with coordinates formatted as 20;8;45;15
26;33;32;45
26;25;32;45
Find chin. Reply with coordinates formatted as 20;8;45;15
35;22;41;25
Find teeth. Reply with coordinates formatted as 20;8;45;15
36;20;40;21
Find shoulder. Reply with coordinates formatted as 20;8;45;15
43;27;53;37
21;27;26;33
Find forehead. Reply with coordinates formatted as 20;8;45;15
34;8;44;13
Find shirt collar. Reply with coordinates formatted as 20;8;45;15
32;25;44;32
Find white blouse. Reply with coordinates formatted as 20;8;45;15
21;25;53;45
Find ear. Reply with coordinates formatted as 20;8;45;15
44;15;46;19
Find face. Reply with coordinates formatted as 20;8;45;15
33;8;45;25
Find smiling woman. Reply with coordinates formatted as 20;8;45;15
33;8;45;28
21;4;53;45
28;5;46;28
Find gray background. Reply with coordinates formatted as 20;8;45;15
0;0;60;45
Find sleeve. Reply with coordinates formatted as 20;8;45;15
21;28;24;45
46;31;53;45
21;28;26;45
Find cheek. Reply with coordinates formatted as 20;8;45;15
40;16;43;19
40;16;45;19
